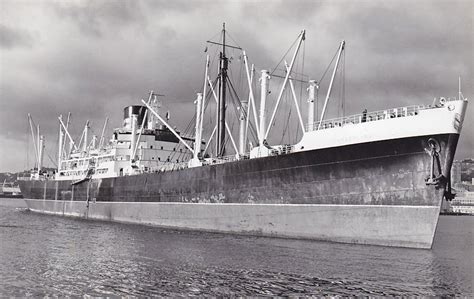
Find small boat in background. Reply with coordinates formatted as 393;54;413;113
1;180;23;198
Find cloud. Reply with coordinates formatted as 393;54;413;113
52;0;146;37
0;24;34;49
0;0;472;172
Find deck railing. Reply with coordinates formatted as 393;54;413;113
306;104;430;132
202;155;239;165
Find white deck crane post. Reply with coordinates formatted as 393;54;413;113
307;80;316;130
130;114;138;161
36;124;45;177
194;93;203;159
238;100;247;155
58;115;64;172
258;70;270;146
318;40;345;130
190;93;204;167
38;134;44;175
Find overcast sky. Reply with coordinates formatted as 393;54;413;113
0;0;472;172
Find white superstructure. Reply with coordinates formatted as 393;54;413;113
55;100;195;181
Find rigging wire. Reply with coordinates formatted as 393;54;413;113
318;45;339;86
280;89;293;145
269;35;300;76
227;74;258;144
47;153;57;168
225;76;244;153
225;31;242;50
201;77;219;156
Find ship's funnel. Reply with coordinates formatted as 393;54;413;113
123;105;148;130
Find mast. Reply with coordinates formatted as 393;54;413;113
318;40;345;130
58;115;63;171
217;23;227;157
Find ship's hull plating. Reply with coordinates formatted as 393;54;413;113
20;133;459;248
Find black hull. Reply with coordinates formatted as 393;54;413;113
20;133;458;206
19;133;460;248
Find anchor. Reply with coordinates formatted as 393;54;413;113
425;138;446;189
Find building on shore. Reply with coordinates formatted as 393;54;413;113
450;192;474;214
451;158;474;191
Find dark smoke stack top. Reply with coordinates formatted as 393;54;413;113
123;105;148;129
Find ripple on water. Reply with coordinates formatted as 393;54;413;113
0;206;472;296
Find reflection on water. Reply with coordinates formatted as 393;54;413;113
0;202;472;296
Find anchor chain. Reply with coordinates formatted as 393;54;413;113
444;174;456;201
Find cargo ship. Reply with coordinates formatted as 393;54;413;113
19;26;468;248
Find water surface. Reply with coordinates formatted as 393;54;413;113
0;199;472;296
